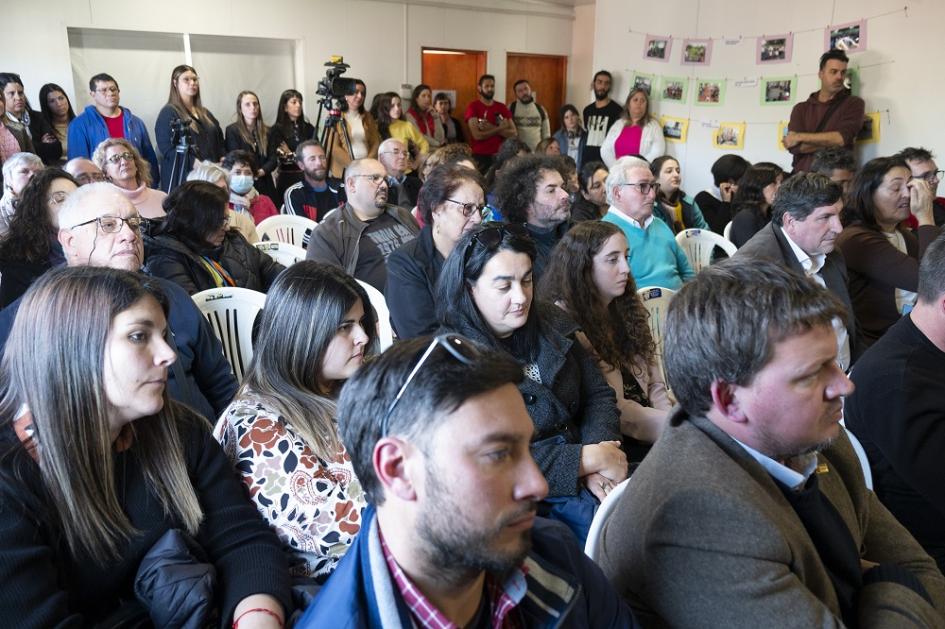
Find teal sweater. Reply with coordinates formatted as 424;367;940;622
603;210;695;290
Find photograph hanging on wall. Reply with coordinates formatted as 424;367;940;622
777;120;790;150
856;112;881;144
825;19;868;53
761;76;797;106
660;76;689;102
644;34;672;62
714;122;746;150
631;72;655;95
757;33;793;64
660;115;689;143
695;79;726;106
682;38;713;65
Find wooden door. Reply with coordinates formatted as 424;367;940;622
421;48;487;138
505;53;568;138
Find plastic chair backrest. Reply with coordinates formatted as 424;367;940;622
637;286;675;378
675;228;738;272
191;287;266;382
584;478;630;562
257;215;317;249
356;280;394;351
723;220;733;242
253;241;306;267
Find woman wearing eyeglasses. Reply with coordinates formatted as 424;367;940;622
436;223;626;544
0;168;77;307
145;181;284;295
215;261;373;585
92;137;167;219
386;165;485;339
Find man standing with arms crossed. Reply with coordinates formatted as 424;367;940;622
464;74;516;173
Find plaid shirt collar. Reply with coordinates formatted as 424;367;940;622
378;528;527;629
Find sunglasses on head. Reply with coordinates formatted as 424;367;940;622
463;223;530;264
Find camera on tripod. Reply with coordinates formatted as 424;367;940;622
316;56;360;100
170;117;193;150
314;56;362;171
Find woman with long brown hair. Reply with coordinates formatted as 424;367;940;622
224;90;278;204
600;87;665;165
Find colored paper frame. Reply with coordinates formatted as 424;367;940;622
760;76;797;106
659;76;689;103
856;111;881;144
631;72;656;95
714;122;746;150
643;35;673;63
694;79;726;106
757;33;794;64
825;19;868;53
681;39;713;65
660;115;689;143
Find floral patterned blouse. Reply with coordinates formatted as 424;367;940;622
214;394;365;581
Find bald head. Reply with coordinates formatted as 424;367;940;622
378;139;408;179
58;182;144;271
64;157;106;186
344;158;389;220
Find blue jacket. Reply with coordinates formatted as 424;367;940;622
67;105;162;189
0;276;236;420
297;507;636;628
553;128;588;172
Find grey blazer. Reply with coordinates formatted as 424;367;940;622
598;409;945;628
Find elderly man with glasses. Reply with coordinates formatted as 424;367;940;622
898;147;945;227
378;137;422;210
306;157;419;292
602;155;694;290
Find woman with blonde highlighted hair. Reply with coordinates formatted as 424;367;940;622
93;137;167;218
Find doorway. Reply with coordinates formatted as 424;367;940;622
421;48;487;140
505;53;568;138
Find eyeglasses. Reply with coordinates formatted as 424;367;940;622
69;214;144;233
463;223;530;264
105;152;135;165
47;191;70;207
95;86;119;95
380;149;408;157
620;182;660;195
76;172;107;185
352;173;387;185
446;198;487;218
914;170;944;184
379;334;478;436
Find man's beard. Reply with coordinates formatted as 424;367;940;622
305;167;327;182
519;95;533;104
594;88;610;100
481;90;495;100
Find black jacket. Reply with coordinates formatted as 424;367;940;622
155;105;225;193
385;225;443;339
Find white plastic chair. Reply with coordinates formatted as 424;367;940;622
675;228;738;273
584;478;630;562
192;287;267;382
257;215;317;249
723;220;733;242
253;241;306;267
356;280;394;352
637;286;675;383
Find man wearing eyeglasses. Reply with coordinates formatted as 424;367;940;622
298;335;636;628
602;155;695;290
306;157;419;292
67;73;161;189
378;138;421;210
0;182;236;421
64;157;107;186
898;147;945;227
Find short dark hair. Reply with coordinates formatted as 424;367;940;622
896;147;935;164
513;79;529;90
810;147;856;176
89;73;118;92
478;74;495;87
592;70;613;83
770;173;842;226
222;149;256;172
732;165;782;213
494;154;564;223
917;233;945;303
559;103;580;122
294;139;324;165
847;156;910;230
710;154;750;186
579;160;607;194
664;258;847;417
820;49;849;70
159;180;229;252
337;335;524;505
419;164;485;224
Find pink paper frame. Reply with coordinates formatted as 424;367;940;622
681;39;713;66
643;34;673;63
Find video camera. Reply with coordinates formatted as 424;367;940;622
316;56;360;100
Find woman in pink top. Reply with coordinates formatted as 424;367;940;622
600;87;665;165
92;137;167;218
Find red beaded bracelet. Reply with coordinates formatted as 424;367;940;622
232;607;284;629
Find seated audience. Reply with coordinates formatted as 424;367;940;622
386;164;484;338
694;154;750;235
186;159;258;242
541;221;672;461
600;87;664;165
145;180;284;294
378;138;421;209
297;335;635;627
599;258;945;626
67;73;160;186
0;72;61;165
92;137;166;218
736;172;855;368
493;153;572;279
483;137;531;217
222;149;278;225
554;104;588;172
898;146;945;226
571;160;608;221
224;90;278;205
729;163;784;247
64;156;106;186
432;91;464;145
0;167;76;306
846;233;945;574
270;88;317;202
837;156;941;348
215;261;374;582
437;224;625;543
602;155;694;290
155;65;224;193
535;137;560;155
811;146;856;205
38;83;75;163
0;152;43;235
419;142;475;182
404;84;438;149
371;92;429;158
650;155;709;233
305;158;418;292
0;91;34;158
282;140;344;222
327;80;380;179
0;266;290;626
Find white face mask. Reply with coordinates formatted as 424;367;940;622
229;174;254;195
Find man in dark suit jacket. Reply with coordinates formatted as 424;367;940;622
598;258;945;627
736;172;857;368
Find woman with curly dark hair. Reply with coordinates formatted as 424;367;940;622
540;220;672;460
0;167;77;307
728;163;784;247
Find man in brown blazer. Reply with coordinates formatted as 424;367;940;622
598;258;945;628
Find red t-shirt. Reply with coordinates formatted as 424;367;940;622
104;110;125;138
464;99;513;156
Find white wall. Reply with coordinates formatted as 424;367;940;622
591;0;945;193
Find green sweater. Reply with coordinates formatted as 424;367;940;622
603;209;695;290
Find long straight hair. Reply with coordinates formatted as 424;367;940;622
166;64;209;133
0;267;203;564
241;261;378;459
234;90;269;158
38;83;76;128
